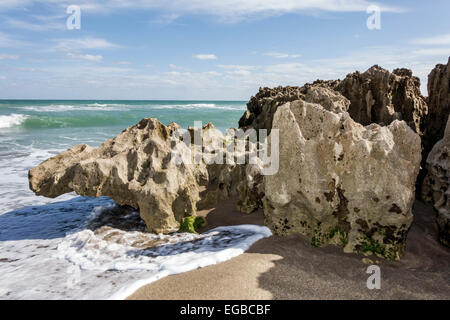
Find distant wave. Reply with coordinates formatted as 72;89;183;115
16;104;128;113
0;114;28;129
19;114;129;129
152;103;245;111
14;103;245;112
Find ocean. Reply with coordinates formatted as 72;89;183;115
0;100;271;299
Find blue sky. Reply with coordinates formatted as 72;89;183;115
0;0;449;100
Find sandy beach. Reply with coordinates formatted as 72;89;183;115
128;198;450;300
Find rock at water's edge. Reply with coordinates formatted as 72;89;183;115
29;118;208;233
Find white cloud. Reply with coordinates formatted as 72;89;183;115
0;54;19;60
412;48;450;56
151;13;180;25
0;32;28;48
67;53;103;62
412;34;450;46
6;17;64;31
169;64;187;70
194;54;218;60
217;65;259;70
54;37;119;51
116;61;132;65
225;70;252;76
264;52;301;59
0;0;32;9
0;0;405;20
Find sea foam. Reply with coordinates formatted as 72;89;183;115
0;114;28;129
0;199;271;299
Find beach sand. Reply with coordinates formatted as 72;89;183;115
127;198;450;300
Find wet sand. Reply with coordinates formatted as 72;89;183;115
127;199;450;300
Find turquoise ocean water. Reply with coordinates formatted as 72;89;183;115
0;100;245;151
0;100;245;212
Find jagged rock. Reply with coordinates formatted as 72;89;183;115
239;66;427;138
29;118;209;233
424;58;450;158
238;83;346;132
263;99;422;260
238;86;306;132
304;86;350;114
422;116;450;247
335;65;428;135
29;119;257;233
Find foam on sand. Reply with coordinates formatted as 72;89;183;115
0;199;271;300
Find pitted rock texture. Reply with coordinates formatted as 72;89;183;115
29;118;209;234
422;116;450;247
424;58;450;159
263;100;422;260
238;85;306;132
239;66;428;139
335;65;428;135
29;119;258;233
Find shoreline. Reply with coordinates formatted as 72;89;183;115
127;199;450;300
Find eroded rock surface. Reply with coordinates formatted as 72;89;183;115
422;116;450;247
238;85;306;132
424;58;450;159
29;119;256;233
263;100;422;259
335;65;428;135
239;66;428;139
29;119;209;233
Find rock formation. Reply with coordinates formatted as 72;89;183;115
335;66;428;136
239;65;430;197
263;99;422;260
29;118;209;233
239;66;428;139
30;62;444;259
238;85;306;132
422;116;450;247
29;119;253;233
423;58;450;160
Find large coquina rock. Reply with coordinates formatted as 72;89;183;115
263;99;422;260
424;58;450;159
29;118;257;233
422;116;450;247
29;118;209;233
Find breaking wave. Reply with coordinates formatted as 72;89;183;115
0;114;28;129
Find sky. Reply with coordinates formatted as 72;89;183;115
0;0;449;100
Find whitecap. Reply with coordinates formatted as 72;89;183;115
152;103;245;111
0;114;28;129
16;104;128;113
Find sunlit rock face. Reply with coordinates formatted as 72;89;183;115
28;118;261;234
29;118;209;234
263;99;421;260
